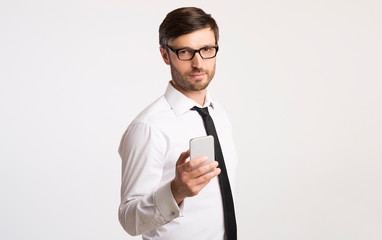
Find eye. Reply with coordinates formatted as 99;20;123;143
179;49;191;54
202;47;213;52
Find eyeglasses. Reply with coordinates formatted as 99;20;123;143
166;45;219;61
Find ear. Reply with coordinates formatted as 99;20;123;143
160;46;170;65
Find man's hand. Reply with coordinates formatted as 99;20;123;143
171;150;221;204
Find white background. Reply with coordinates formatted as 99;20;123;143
1;0;381;239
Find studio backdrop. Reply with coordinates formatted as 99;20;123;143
1;0;381;239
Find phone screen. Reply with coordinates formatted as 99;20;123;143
189;135;215;169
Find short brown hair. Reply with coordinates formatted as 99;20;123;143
159;7;219;48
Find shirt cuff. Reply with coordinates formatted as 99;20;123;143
154;181;183;222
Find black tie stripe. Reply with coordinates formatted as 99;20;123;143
191;106;237;240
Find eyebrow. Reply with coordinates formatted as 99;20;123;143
174;44;216;49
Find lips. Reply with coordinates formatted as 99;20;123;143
190;73;206;80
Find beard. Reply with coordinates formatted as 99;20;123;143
169;62;216;92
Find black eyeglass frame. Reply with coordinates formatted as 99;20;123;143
166;45;219;61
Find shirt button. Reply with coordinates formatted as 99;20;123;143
170;211;176;216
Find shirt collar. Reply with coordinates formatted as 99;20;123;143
164;81;215;117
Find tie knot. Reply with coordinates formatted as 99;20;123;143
191;106;210;117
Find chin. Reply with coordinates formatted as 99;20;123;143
189;81;210;91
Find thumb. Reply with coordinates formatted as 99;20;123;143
176;150;190;166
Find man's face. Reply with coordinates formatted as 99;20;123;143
165;28;217;92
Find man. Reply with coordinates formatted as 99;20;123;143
118;7;237;240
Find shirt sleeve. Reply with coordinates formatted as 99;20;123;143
118;122;182;236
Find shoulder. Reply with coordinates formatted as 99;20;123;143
119;96;172;147
211;101;231;124
211;100;227;114
131;95;172;127
118;96;171;157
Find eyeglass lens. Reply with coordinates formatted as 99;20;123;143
178;47;217;60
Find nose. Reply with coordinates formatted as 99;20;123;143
191;52;203;69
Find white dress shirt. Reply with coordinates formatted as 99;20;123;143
118;82;237;240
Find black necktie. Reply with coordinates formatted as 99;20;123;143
191;106;237;240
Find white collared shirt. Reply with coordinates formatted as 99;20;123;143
118;82;237;240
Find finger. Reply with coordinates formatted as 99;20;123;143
176;150;190;166
185;155;209;170
193;160;219;177
195;167;221;185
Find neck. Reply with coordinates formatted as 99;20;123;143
170;80;206;106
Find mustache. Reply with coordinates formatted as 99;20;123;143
190;67;204;73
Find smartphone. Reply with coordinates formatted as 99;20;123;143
189;135;215;169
